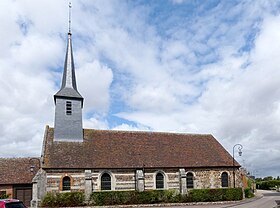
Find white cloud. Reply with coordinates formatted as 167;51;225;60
77;60;113;114
83;117;109;130
1;0;280;177
112;123;150;131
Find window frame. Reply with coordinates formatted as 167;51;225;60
221;172;229;188
62;176;71;191
101;173;111;190
155;172;164;189
186;172;194;189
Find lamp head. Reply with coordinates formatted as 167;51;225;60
238;149;242;156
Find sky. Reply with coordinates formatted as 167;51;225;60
1;0;280;177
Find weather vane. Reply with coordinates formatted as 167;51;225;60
68;1;72;33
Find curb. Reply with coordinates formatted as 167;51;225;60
59;194;263;208
71;198;259;208
222;194;263;208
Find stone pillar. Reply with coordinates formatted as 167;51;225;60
31;180;39;208
85;170;92;201
136;170;144;192
179;168;187;195
31;169;46;208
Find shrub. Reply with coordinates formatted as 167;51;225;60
244;187;254;198
41;192;85;207
188;188;243;202
42;188;243;206
89;190;180;206
0;193;10;199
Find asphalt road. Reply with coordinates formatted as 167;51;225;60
142;190;280;208
223;191;280;208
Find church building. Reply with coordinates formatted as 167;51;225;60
30;28;243;207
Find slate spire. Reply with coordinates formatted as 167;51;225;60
53;2;83;141
54;2;83;105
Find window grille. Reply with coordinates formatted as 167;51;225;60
186;172;194;188
101;173;111;190
221;172;229;187
156;172;164;189
62;176;71;191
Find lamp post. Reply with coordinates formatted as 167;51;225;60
232;144;243;188
29;157;41;173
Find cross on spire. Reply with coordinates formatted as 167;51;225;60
68;1;72;34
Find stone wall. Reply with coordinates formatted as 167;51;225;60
46;169;85;192
44;167;242;195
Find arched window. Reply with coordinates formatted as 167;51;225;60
101;173;111;190
186;172;194;188
62;176;71;191
156;172;164;189
221;172;229;187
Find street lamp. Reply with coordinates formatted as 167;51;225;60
29;157;41;173
233;144;243;188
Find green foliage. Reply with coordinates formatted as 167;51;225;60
90;188;242;206
41;188;243;207
257;180;280;190
0;193;10;199
188;188;243;202
90;189;180;206
244;188;254;198
247;178;253;188
41;192;85;207
263;176;273;181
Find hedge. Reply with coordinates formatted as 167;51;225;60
41;192;85;207
189;188;243;202
89;188;242;206
41;188;243;207
90;189;180;206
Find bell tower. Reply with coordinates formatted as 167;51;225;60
53;3;83;141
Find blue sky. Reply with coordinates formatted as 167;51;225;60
1;0;280;177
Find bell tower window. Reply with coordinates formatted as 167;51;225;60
66;101;72;115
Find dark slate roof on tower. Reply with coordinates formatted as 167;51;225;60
54;32;83;101
0;158;40;184
42;126;239;169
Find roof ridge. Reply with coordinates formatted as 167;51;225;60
0;157;40;159
83;128;213;136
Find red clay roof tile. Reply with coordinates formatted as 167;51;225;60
0;158;39;184
43;127;238;169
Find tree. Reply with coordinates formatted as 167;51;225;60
263;176;273;181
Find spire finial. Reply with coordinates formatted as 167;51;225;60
68;1;72;34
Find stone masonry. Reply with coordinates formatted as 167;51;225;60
43;167;242;196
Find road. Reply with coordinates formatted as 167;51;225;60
223;191;280;208
142;190;280;208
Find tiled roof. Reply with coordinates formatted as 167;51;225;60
0;158;39;185
43;126;238;169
